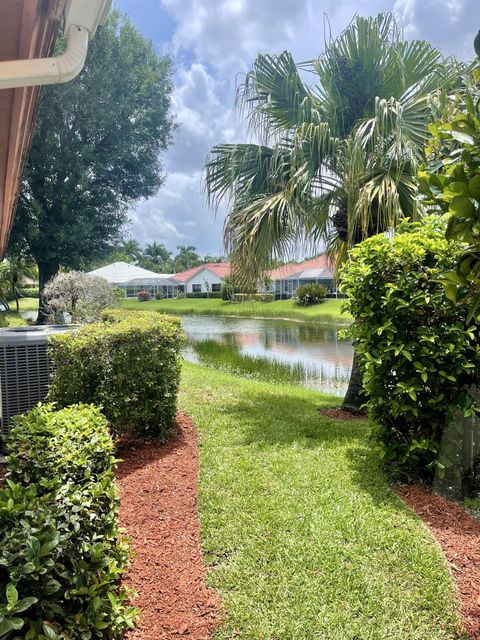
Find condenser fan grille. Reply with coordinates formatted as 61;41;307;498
0;343;51;437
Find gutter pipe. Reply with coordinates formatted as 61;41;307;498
0;0;112;91
0;25;90;90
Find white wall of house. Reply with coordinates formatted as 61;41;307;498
184;268;224;293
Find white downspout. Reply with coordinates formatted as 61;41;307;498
0;24;90;91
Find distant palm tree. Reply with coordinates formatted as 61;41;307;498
144;242;171;265
120;239;142;263
174;245;202;271
205;13;465;411
0;258;37;312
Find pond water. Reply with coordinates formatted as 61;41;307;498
181;315;353;396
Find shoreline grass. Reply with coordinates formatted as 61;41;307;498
122;297;351;324
179;362;461;639
190;338;307;385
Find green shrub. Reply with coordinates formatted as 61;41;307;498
112;287;126;301
48;309;184;438
293;283;327;306
136;290;151;301
341;218;480;480
231;292;275;303
418;72;480;320
185;292;222;299
17;288;39;299
0;403;134;639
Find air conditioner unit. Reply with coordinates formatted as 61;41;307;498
0;325;74;443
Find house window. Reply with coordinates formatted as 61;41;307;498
192;284;202;293
211;283;221;292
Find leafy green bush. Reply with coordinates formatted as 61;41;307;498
418;72;480;320
0;403;134;639
341;218;479;480
293;283;327;306
112;287;126;301
185;292;222;299
48;309;184;438
136;290;151;301
231;293;275;302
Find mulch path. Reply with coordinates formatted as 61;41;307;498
116;412;221;640
396;485;480;640
318;407;366;420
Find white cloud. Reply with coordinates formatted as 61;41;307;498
128;171;225;254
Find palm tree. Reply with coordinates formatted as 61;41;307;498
0;258;37;312
174;246;202;272
205;13;465;412
120;239;142;263
144;242;172;266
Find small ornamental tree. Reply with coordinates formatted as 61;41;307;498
341;218;480;480
44;271;116;323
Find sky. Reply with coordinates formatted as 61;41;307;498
113;0;478;257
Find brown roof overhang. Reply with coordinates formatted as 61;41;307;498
0;0;67;258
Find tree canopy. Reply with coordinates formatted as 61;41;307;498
10;11;175;321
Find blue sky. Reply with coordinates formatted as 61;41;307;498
113;0;478;257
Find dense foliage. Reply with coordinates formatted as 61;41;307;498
293;283;327;306
48;310;184;438
418;72;480;320
0;403;134;639
341;218;480;479
43;271;117;323
11;11;175;322
136;291;151;302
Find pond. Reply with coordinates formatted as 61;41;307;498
181;315;353;396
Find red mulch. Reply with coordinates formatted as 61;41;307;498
318;407;366;420
396;485;480;640
116;412;221;640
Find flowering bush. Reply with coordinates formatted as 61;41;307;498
137;290;151;301
44;271;116;323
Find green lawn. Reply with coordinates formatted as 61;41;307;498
0;297;38;327
122;296;350;323
179;362;461;640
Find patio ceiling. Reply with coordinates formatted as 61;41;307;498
0;0;67;259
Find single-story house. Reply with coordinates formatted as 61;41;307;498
270;255;337;299
87;261;181;297
172;263;231;294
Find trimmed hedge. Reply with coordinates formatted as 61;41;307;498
48;309;184;438
0;403;134;639
185;292;222;299
232;293;275;303
341;218;479;480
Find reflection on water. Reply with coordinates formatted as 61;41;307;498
181;315;353;396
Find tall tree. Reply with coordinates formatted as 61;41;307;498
11;11;175;322
205;13;465;411
140;241;174;272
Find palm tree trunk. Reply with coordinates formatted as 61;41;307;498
341;351;365;414
36;260;59;325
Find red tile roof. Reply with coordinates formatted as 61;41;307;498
269;255;332;280
172;262;231;283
